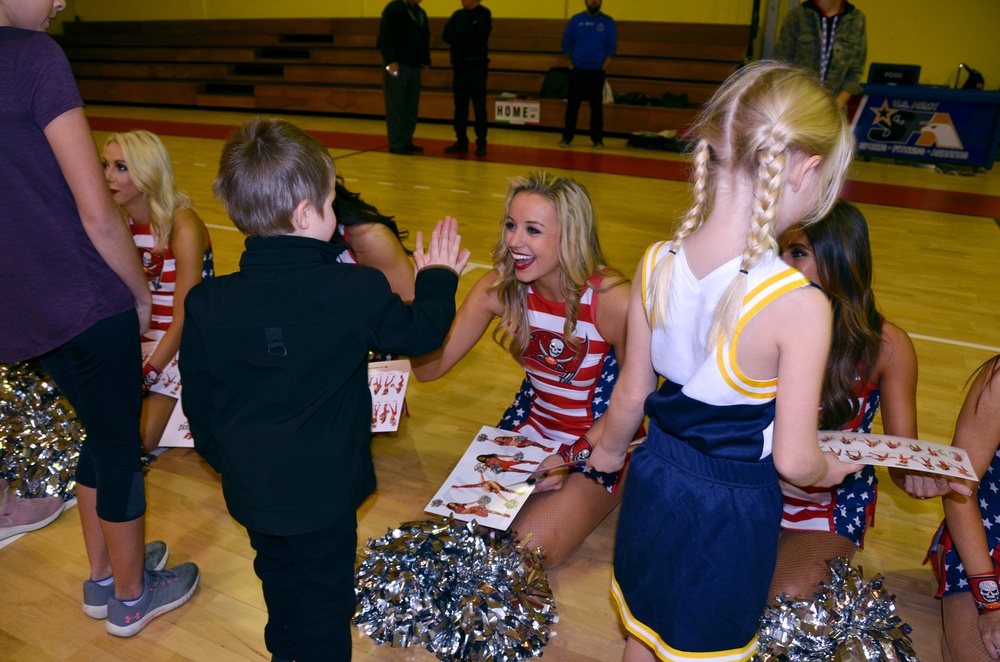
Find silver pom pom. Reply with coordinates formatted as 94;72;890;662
756;558;919;662
354;516;558;660
1;362;82;499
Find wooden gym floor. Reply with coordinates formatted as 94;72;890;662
2;104;999;661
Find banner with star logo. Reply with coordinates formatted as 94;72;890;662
849;85;1000;168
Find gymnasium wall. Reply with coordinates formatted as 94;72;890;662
56;0;1000;92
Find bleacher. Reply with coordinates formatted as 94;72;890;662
56;17;750;135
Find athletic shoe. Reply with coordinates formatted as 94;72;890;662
388;147;413;155
405;143;425;153
475;143;487;156
593;141;605;149
444;142;469;153
83;541;170;619
106;563;200;637
0;483;66;542
558;139;571;147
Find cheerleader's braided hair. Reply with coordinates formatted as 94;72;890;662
650;61;854;348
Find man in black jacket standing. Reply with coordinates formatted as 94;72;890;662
442;0;492;156
377;0;431;155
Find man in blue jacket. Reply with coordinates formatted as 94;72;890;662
560;0;616;149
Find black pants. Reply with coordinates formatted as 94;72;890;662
383;63;421;150
563;67;606;143
246;513;358;662
40;309;145;522
452;65;488;145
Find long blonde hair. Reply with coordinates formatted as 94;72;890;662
650;61;854;347
104;130;193;252
489;171;621;363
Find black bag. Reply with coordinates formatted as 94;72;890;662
627;132;686;152
660;92;689;108
540;67;570;99
614;91;649;106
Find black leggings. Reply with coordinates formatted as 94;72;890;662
40;309;146;522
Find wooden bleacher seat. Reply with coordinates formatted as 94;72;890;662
56;17;749;135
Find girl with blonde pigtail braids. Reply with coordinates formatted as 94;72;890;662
586;61;860;661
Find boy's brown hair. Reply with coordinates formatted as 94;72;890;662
214;117;335;237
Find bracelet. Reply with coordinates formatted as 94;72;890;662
969;573;1000;613
142;363;162;389
557;436;593;464
581;464;620;493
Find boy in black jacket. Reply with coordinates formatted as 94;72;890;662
179;117;469;661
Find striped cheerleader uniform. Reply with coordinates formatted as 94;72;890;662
497;273;617;446
780;375;880;547
612;242;811;661
129;218;213;397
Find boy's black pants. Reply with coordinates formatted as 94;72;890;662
246;512;358;661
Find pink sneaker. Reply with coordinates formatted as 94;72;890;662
0;482;66;542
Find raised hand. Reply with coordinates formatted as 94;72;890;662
413;216;471;275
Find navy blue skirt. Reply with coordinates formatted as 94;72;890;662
612;420;781;660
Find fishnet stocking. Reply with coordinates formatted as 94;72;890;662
510;468;625;569
768;529;857;602
942;593;1000;661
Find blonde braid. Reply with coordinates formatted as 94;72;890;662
651;139;712;327
707;135;787;348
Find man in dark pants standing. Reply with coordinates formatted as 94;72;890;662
377;0;431;155
443;0;492;156
559;0;616;149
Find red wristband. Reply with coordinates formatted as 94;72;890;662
142;363;161;389
558;436;593;464
969;573;1000;613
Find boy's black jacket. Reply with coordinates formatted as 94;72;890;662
180;235;458;535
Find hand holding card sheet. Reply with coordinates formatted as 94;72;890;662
818;431;977;481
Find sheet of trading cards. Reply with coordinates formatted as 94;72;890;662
368;360;410;433
818;431;977;481
425;425;560;530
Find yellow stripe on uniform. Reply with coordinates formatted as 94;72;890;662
716;269;810;398
611;574;758;661
641;241;670;327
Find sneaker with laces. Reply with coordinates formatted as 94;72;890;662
106;563;199;637
0;484;65;542
83;541;170;618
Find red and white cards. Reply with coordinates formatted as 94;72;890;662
368;360;409;433
818;431;977;481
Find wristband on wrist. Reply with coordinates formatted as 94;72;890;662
969;573;1000;613
142;363;161;389
558;436;593;464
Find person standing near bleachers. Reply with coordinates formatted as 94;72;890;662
377;0;430;155
559;0;616;149
443;0;492;157
774;0;867;109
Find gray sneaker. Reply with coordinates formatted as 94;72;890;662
82;541;170;619
106;563;199;637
